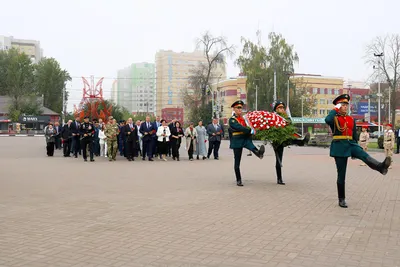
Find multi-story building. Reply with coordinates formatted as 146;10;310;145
116;63;155;114
117;66;132;111
0;35;43;63
155;50;226;119
131;63;155;114
111;80;118;105
213;76;247;124
291;74;346;118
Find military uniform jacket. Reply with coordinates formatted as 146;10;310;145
359;132;369;144
79;122;94;140
325;109;358;157
228;114;252;149
104;123;119;141
383;130;395;148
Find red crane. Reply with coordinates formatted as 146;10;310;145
74;76;113;122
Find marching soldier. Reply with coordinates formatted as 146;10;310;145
383;123;395;169
325;94;391;208
358;126;369;166
79;116;95;162
104;116;120;161
228;100;265;186
272;100;288;185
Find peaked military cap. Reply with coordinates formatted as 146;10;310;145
83;116;90;119
273;100;286;111
231;100;244;108
333;94;350;105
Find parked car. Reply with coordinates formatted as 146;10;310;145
370;131;383;138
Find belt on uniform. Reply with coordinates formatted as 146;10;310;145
386;140;392;141
360;140;366;142
232;132;244;136
333;136;353;140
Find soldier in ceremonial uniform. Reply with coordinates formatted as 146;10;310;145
358;126;369;166
228;100;265;186
79;116;95;162
325;94;391;208
104;116;120;161
383;123;395;169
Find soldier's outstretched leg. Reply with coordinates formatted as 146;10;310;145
249;145;265;159
233;148;243;186
351;145;391;175
334;157;348;208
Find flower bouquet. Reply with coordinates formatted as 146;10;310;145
244;111;297;149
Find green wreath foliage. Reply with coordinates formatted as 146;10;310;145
254;114;297;149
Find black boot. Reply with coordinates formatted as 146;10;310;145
337;183;347;208
252;145;265;159
364;156;391;175
276;165;285;185
235;168;243;186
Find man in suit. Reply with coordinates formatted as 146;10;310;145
70;116;81;158
61;120;73;157
124;118;138;161
139;116;156;161
207;118;224;160
168;118;177;157
118;120;126;156
325;94;391;208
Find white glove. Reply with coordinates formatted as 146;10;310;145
334;103;342;110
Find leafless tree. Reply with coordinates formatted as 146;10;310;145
366;34;400;125
196;31;235;102
182;32;234;122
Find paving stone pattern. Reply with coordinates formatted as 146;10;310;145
0;138;399;267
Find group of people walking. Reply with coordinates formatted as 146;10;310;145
44;115;227;163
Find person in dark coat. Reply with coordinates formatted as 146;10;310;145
170;121;184;161
61;120;73;157
124;118;138;161
325;94;391;208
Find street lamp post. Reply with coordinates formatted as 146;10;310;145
301;96;304;136
374;52;384;135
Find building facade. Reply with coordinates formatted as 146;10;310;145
111;80;118;105
155;50;226;118
291;74;346;118
116;63;155;114
214;76;247;124
0;35;43;63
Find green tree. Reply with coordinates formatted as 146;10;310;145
236;32;312;116
0;48;35;111
35;58;71;114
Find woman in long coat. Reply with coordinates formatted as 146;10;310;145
195;120;207;160
185;122;197;161
45;123;56;156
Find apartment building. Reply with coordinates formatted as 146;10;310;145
291;74;346;118
116;63;155;114
0;35;43;63
155;50;226;118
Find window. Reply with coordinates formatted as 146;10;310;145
319;109;325;115
319;99;325;105
334;89;339;95
313;88;318;94
313;109;318;116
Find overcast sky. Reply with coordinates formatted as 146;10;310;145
1;0;399;111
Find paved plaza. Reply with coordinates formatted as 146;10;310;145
0;137;399;267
